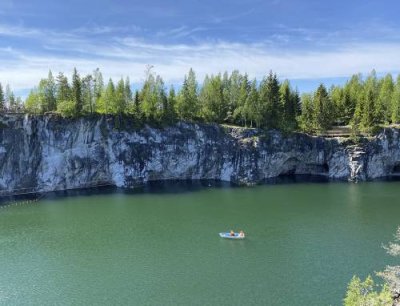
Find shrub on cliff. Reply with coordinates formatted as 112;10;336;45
344;275;392;306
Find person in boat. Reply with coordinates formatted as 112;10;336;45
238;230;245;238
230;230;235;236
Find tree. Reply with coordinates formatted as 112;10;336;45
232;73;249;126
376;74;394;124
35;71;57;113
361;86;376;131
298;93;314;132
344;275;392;306
97;79;115;114
124;77;133;108
72;68;83;115
0;83;5;112
225;70;241;123
82;75;94;114
313;84;333;132
199;74;226;123
176;68;199;120
93;68;104;106
391;76;400;124
133;90;142;119
5;85;18;112
259;71;281;129
114;78;127;115
244;79;261;127
56;72;72;105
25;90;41;114
280;80;297;131
164;86;177;124
377;226;400;303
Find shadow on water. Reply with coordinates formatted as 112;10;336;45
3;175;400;205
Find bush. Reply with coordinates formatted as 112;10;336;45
344;275;392;306
56;100;76;118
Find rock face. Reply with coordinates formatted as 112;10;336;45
1;114;400;195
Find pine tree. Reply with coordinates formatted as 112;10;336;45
313;84;332;131
233;74;249;126
244;79;261;127
56;72;72;103
0;83;5;112
165;86;177;124
5;85;17;112
93;68;104;105
280;80;297;130
391;76;400;124
176;68;199;120
376;74;394;124
298;93;314;132
114;78;126;115
124;77;132;107
72;68;83;115
82;75;94;114
259;71;281;129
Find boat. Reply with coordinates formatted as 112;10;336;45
219;232;245;239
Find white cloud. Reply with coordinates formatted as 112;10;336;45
0;24;400;92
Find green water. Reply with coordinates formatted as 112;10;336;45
0;181;399;306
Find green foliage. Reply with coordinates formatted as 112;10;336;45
24;90;42;114
200;74;226;123
14;68;400;135
344;275;392;306
259;71;281;129
245;79;261;127
0;83;4;112
313;84;333;132
72;68;83;115
176;68;199;121
56;100;76;117
298;93;314;133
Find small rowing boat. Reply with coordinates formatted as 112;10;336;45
219;232;245;239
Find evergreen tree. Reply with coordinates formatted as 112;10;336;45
376;74;394;124
200;74;226;123
82;75;94;114
140;72;157;120
124;77;133;107
0;83;5;112
72;68;83;115
93;68;104;105
133;90;142;119
165;86;177;124
361;86;376;130
46;71;57;111
244;79;261;127
114;78;127;115
280;80;297;130
259;71;281;129
233;74;249;126
391;76;400;124
176;68;199;120
97;79;116;114
56;73;72;104
298;93;314;132
313;84;332;131
5;85;17;112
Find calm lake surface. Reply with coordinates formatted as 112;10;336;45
0;181;399;305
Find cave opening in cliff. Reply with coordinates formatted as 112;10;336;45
391;163;400;175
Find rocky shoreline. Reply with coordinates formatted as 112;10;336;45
1;114;400;196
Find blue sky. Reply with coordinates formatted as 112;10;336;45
1;0;400;96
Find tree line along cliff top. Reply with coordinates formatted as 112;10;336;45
0;68;398;136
